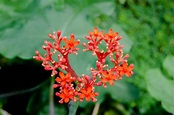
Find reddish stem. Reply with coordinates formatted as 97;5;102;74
64;55;79;78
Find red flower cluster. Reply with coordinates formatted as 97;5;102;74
33;28;134;103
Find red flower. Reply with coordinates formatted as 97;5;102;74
55;72;75;86
89;27;103;38
63;34;80;49
101;70;118;86
56;87;75;103
79;86;98;102
117;62;134;77
104;28;118;40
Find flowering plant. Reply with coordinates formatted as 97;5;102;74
33;28;134;104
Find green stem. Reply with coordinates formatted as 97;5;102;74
49;77;55;115
68;100;79;115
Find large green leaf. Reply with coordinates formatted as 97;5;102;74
0;0;132;75
163;55;174;78
145;68;174;113
0;0;36;30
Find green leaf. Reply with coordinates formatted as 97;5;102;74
0;0;35;30
0;109;11;115
163;55;174;78
0;0;34;12
145;68;174;113
0;0;133;75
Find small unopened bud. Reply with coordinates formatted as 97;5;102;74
35;50;40;55
82;43;86;46
103;84;107;88
48;34;52;38
53;84;59;88
95;81;102;86
120;45;124;48
57;30;61;38
124;54;129;58
74;98;77;102
117;36;122;41
55;92;60;96
70;34;74;38
59;100;63;104
92;98;97;102
62;58;66;62
42;45;46;50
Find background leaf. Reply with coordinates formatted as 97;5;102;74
145;68;174;113
163;55;174;78
0;0;132;76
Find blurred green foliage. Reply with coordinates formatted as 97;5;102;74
0;0;174;115
116;0;174;114
145;55;174;113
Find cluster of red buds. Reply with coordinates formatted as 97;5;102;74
33;28;134;103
